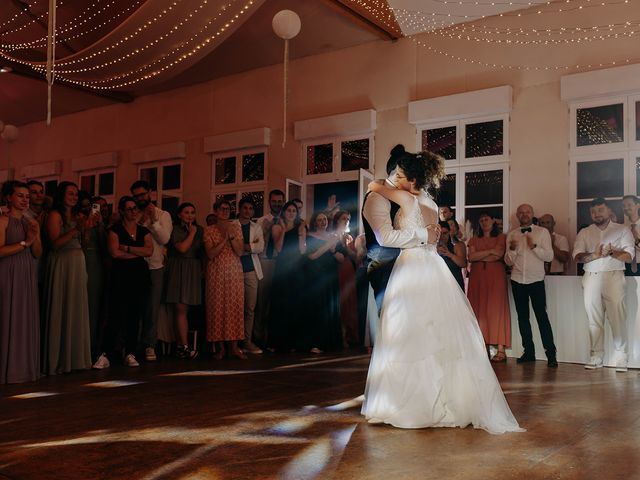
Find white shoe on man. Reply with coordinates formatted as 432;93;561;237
125;354;140;367
584;356;603;370
145;346;157;362
615;352;628;372
92;353;110;370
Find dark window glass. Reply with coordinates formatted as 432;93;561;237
215;157;236;185
341;139;369;172
98;172;114;196
242;153;265;182
162;164;181;191
577;159;624;199
140;168;157;191
241;191;265;218
465;169;503;206
287;183;302;203
216;193;237;218
576;103;624;146
423;126;457;160
577;199;623;233
434;173;456;207
161;195;180;220
306;144;333;175
44;180;58;198
465;120;503;158
80;175;95;196
465;206;504;235
636;101;640;141
636;157;640;196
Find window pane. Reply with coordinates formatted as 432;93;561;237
98;172;114;196
341;139;369;172
215;193;237;218
242;153;265;183
306;144;333;175
241;191;265;218
465;120;503;158
434;173;456;207
161;194;180;219
140;168;158;191
577;159;623;199
576;103;624;146
464;206;504;235
422;126;456;160
80;175;95;196
44;180;58;198
163;164;182;191
215;157;236;185
636;101;640;142
465;170;503;206
577;199;623;232
636;156;640;195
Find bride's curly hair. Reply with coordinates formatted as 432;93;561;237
396;150;446;191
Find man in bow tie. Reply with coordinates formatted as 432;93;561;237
505;204;557;367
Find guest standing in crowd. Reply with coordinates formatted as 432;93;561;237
573;197;634;372
254;189;285;347
42;182;92;374
204;199;246;360
439;205;454;222
467;213;510;362
26;180;48;227
437;220;467;291
622;195;640;276
505;204;557;368
94;196;152;368
235;197;264;355
130;180;172;362
304;212;342;353
333;210;359;346
268;200;306;352
0;181;42;383
165;202;203;359
539;214;570;275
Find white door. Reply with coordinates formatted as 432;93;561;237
358;168;374;234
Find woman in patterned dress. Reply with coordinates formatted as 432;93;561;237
204;199;245;360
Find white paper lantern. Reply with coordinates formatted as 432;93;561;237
1;124;19;142
272;10;301;40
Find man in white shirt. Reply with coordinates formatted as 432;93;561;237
130;180;173;361
538;214;570;275
573;197;634;372
622;194;640;276
236;197;264;354
505;204;557;368
253;189;285;347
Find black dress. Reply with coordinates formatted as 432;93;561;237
268;226;304;351
440;241;465;291
302;235;342;351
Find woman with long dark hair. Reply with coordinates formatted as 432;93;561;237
437;220;467;291
333;210;359;346
42;181;93;374
268;200;306;352
0;181;42;383
165;202;203;359
467;212;511;363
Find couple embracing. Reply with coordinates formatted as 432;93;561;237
360;145;523;434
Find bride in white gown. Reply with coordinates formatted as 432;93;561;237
361;151;523;434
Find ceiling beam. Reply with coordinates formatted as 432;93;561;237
324;0;402;41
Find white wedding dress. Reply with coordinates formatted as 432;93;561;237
361;192;523;434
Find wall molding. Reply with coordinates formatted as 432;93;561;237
19;161;61;179
71;151;118;172
204;127;270;154
561;63;640;101
294;109;377;140
130;142;186;164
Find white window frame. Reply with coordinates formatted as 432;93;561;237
210;186;268;219
630;94;640;151
211;147;268;189
78;168;116;206
569;96;628;154
418;113;510;167
302;133;374;184
137;160;183;209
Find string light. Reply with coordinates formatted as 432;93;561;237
0;0;67;38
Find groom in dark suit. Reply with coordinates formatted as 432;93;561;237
361;145;432;312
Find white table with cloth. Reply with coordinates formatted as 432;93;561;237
506;276;640;368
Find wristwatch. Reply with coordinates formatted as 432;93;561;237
19;241;27;249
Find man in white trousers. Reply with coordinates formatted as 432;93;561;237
573;197;634;372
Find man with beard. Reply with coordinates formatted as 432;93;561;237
573;197;634;372
130;180;173;362
26;180;48;227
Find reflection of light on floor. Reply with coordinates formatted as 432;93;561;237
325;395;364;412
274;355;368;370
265;417;314;435
84;380;143;388
164;370;266;377
10;391;60;399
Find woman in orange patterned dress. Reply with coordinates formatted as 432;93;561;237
204;199;246;360
466;212;511;362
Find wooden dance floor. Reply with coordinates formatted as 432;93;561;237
1;353;639;479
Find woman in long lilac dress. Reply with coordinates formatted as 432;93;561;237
0;181;43;383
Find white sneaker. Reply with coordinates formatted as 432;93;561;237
615;353;628;372
244;341;263;354
145;346;157;361
92;353;110;370
584;356;603;370
124;354;139;367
